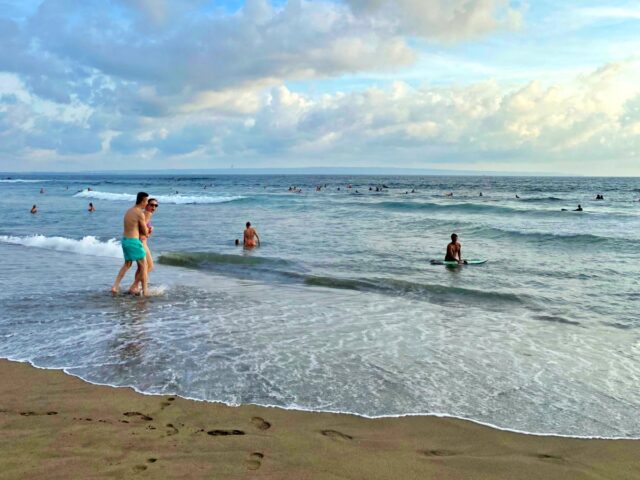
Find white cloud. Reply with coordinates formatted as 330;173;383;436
345;0;523;41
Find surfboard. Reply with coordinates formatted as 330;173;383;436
430;259;487;266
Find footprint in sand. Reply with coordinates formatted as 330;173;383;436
165;423;179;436
419;449;456;457
320;429;353;441
251;417;271;431
246;452;264;471
20;411;58;417
535;453;564;462
132;465;147;473
123;412;153;421
207;429;245;436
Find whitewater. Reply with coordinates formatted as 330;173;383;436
1;173;639;439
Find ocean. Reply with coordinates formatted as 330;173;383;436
1;173;639;438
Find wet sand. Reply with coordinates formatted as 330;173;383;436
0;359;638;479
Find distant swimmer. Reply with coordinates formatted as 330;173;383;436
574;204;583;212
40;187;45;194
445;233;467;265
111;192;149;296
88;202;96;212
235;239;240;246
445;192;453;197
515;194;520;199
479;192;483;197
243;221;260;248
30;204;37;214
595;194;604;200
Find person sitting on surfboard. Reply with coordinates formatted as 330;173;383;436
445;233;467;265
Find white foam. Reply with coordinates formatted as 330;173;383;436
0;179;48;183
0;235;122;258
146;285;168;297
73;190;245;204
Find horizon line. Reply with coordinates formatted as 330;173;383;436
1;166;583;177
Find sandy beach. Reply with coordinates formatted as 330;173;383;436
0;359;637;479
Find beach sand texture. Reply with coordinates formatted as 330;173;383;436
0;360;638;479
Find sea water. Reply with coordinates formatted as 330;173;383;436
0;174;639;438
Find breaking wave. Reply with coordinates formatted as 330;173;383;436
73;190;245;204
0;235;121;258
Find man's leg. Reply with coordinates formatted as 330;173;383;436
128;244;152;292
111;261;132;294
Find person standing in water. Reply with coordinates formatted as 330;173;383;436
88;202;96;212
111;192;149;296
30;205;37;214
445;233;467;265
243;222;260;248
128;198;159;293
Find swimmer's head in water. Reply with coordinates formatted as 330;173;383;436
246;221;251;228
136;191;149;205
451;233;458;241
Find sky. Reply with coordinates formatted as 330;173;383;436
0;0;639;174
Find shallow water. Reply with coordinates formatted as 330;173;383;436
1;174;639;437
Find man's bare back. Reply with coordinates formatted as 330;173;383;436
123;206;147;238
445;241;461;262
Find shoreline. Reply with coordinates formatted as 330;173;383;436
0;359;638;479
17;357;638;442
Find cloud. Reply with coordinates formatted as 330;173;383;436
345;0;523;41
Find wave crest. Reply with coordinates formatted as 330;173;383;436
0;235;121;258
0;179;48;183
73;190;245;204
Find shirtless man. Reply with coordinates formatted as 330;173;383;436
445;233;467;265
243;222;260;248
111;192;149;296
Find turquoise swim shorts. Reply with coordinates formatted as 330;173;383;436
121;237;146;262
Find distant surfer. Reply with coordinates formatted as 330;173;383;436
111;192;149;296
30;204;37;214
515;194;520;199
445;233;467;265
88;202;96;212
574;204;583;212
243;222;260;248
